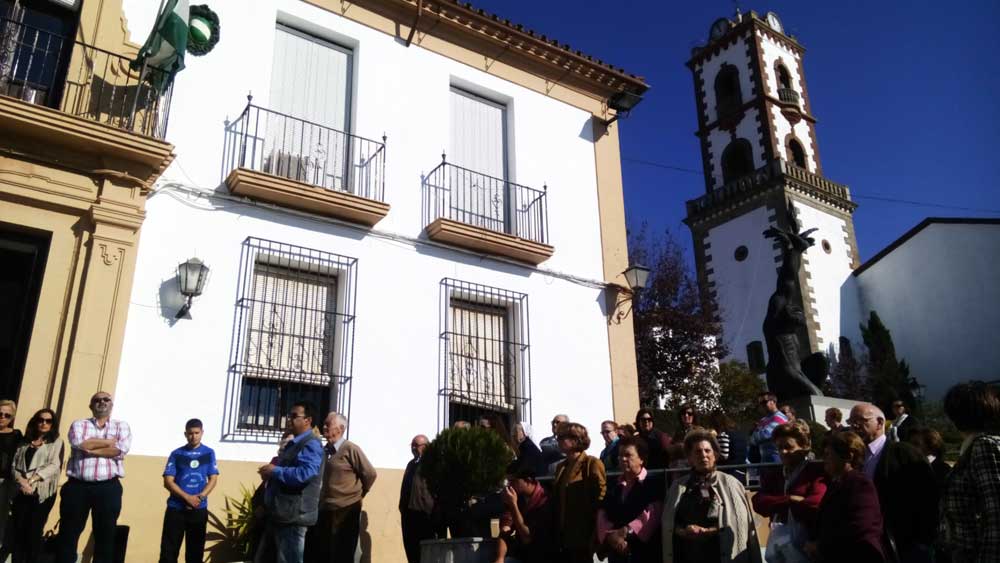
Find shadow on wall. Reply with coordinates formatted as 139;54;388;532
159;274;186;326
359;510;371;563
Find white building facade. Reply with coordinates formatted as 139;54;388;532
109;0;647;560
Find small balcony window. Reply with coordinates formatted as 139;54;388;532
721;138;755;185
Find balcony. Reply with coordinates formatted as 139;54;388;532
422;160;553;265
0;17;172;139
222;100;389;227
778;87;800;105
685;159;855;224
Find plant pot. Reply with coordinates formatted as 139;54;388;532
420;537;498;563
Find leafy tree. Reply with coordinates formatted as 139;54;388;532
629;225;726;411
860;311;922;414
716;360;766;428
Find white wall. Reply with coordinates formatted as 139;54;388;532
704;206;779;362
856;223;1000;399
116;1;620;469
795;200;855;353
114;189;617;469
122;0;605;281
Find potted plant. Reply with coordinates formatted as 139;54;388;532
419;426;514;562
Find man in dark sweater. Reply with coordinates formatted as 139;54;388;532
399;434;436;563
849;403;938;563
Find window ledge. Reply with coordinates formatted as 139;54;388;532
426;218;554;265
225;168;389;227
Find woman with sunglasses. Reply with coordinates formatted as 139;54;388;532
0;400;23;555
7;409;63;563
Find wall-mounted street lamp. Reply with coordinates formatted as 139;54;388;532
605;90;644;126
610;264;651;323
175;257;210;319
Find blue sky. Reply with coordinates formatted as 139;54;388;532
469;0;1000;262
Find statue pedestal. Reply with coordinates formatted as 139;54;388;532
785;395;863;424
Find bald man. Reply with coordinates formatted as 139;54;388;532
400;434;437;563
849;403;938;563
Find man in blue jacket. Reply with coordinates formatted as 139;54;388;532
256;401;324;563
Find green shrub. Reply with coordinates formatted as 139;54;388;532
420;427;513;507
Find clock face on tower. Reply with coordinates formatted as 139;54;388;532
766;12;783;33
710;18;730;41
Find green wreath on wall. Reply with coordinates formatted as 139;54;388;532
187;4;220;57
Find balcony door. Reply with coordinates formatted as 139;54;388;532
265;24;353;192
449;88;509;233
0;224;49;403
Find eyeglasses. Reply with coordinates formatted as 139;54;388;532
287;414;306;420
638;417;654;422
0;413;12;419
411;442;425;447
551;419;565;425
92;397;112;404
38;418;53;425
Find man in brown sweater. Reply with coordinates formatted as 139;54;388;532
304;412;377;563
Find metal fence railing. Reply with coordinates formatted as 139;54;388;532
423;159;549;245
222;98;387;203
0;17;173;138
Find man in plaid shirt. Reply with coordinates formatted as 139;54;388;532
750;392;788;463
55;391;133;563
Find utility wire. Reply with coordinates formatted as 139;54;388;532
622;156;1000;215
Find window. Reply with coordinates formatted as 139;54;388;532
448;87;510;232
439;279;530;430
721;138;755;185
714;64;742;118
776;64;792;90
262;24;354;191
224;238;357;441
787;138;806;168
0;0;76;108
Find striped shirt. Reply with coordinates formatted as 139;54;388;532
717;431;731;462
66;418;132;481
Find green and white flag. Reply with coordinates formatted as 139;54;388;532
133;0;190;84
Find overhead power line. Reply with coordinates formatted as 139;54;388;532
622;156;1000;215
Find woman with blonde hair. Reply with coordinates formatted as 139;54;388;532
0;399;22;556
552;422;606;563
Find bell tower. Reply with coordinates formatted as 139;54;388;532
684;10;861;366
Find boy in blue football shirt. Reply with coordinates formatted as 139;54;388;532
159;418;219;563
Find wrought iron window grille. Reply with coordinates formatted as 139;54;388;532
0;16;173;138
223;237;358;442
423;158;549;245
438;278;532;431
222;98;386;203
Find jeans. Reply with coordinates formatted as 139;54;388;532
158;508;208;563
256;522;306;563
7;492;56;563
56;478;123;563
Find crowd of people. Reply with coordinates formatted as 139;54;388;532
399;382;999;563
0;380;992;563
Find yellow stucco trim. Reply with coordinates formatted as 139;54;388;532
591;120;640;422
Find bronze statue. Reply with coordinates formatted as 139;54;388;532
762;204;826;399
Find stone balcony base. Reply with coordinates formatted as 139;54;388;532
426;217;554;265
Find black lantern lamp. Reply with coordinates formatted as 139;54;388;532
622;264;651;293
610;263;651;322
175;257;210;319
605;90;644;125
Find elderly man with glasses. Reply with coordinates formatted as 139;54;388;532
55;392;132;563
539;414;569;473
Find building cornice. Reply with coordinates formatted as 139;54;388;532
328;0;649;101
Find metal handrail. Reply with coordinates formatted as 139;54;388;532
422;158;549;245
0;17;173;138
222;98;387;202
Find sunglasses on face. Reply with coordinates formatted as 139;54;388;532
682;412;694;416
38;418;53;424
638;417;653;423
92;397;112;404
0;413;12;419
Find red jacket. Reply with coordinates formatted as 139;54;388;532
752;460;827;531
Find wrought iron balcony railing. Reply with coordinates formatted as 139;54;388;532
686;159;854;220
778;87;800;105
0;17;173;138
423;159;549;245
222;99;386;203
